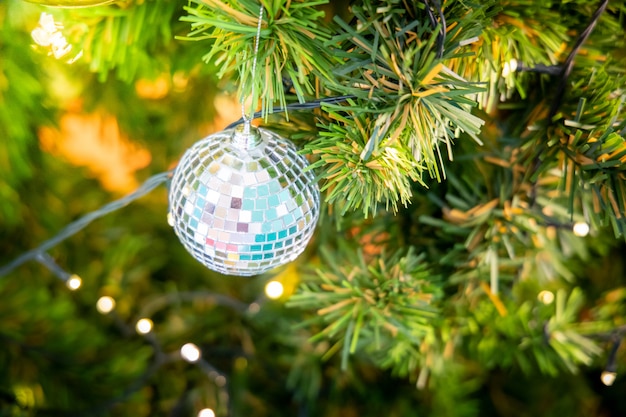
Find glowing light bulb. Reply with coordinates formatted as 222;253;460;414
31;13;82;64
135;318;153;334
198;409;215;417
265;281;284;299
601;370;617;386
66;275;82;290
537;290;555;305
573;222;590;237
180;343;201;363
502;58;518;77
96;296;116;314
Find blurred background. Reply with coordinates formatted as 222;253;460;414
1;1;626;416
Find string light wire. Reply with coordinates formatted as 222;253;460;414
225;94;355;129
0;171;170;277
548;0;609;120
422;0;446;59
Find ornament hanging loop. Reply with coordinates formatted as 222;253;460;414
240;4;265;136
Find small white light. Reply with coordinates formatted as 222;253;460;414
573;222;590;237
502;58;518;77
135;318;153;334
248;302;260;314
96;296;116;314
32;13;61;47
31;13;81;63
50;33;72;59
39;12;62;33
66;275;82;290
502;62;511;77
32;27;53;46
215;375;227;387
167;212;175;227
537;290;555;305
198;409;215;417
264;281;284;299
601;370;617;386
180;343;201;363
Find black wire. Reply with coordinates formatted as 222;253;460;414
0;171;171;278
423;0;446;59
605;337;622;372
518;63;562;76
527;0;609;204
224;95;356;129
548;0;609;119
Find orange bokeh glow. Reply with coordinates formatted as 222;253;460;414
39;110;151;193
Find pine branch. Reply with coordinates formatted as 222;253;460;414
452;0;622;114
428;283;608;378
307;104;426;217
288;245;441;371
180;0;337;115
551;65;626;237
322;1;486;184
46;0;180;82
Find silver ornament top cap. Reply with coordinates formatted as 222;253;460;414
232;123;262;150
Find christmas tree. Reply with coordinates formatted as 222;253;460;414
1;0;626;416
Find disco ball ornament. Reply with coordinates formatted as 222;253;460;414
168;125;320;276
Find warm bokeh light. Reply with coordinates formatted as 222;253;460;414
135;318;153;334
135;76;170;100
264;281;284;299
66;275;82;291
215;375;227;387
601;371;617;386
502;58;519;77
573;222;590;237
180;343;201;363
38;111;151;193
537;290;555;305
198;409;215;417
96;296;116;314
234;356;248;371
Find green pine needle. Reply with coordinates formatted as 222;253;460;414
180;0;337;115
288;246;441;370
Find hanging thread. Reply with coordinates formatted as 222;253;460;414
241;5;265;134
